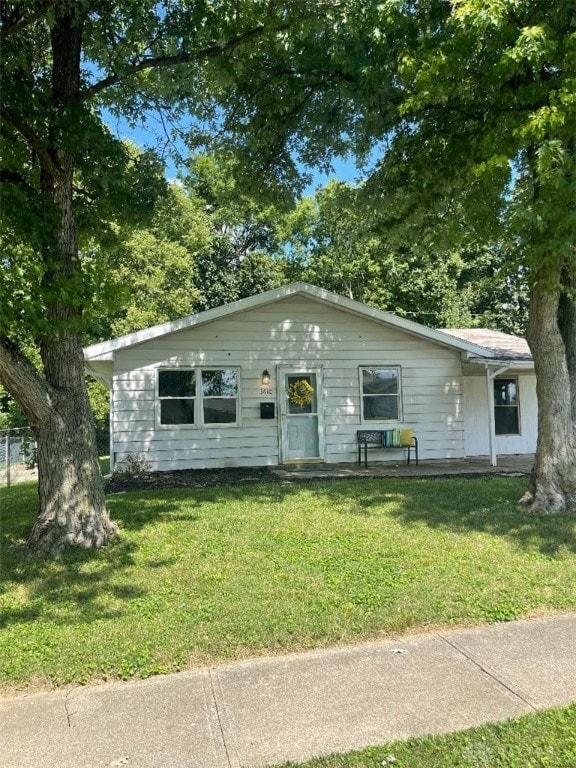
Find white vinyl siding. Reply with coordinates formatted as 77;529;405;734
111;296;470;470
463;372;537;456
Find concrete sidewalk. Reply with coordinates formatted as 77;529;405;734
2;614;575;768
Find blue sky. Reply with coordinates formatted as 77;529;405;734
104;111;361;197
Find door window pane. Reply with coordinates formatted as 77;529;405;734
287;375;317;415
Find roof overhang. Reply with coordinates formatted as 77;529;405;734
466;357;534;370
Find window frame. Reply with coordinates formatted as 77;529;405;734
157;368;196;427
359;366;403;424
493;376;521;436
201;368;240;426
157;367;240;428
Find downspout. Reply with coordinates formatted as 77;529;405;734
109;386;114;475
110;352;115;475
484;363;511;467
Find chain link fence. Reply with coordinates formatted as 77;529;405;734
0;427;37;487
0;420;110;486
94;417;110;457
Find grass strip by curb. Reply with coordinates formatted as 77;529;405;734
273;704;576;768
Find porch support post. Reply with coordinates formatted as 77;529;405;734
485;363;511;467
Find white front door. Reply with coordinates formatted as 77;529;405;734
279;369;324;462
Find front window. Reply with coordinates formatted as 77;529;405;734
158;370;195;425
361;367;401;421
494;378;520;435
201;369;238;424
158;368;239;426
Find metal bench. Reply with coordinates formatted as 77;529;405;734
357;429;418;467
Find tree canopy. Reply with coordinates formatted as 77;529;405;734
0;1;574;559
282;180;529;332
0;0;317;555
202;0;575;512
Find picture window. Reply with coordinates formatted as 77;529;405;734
360;367;401;421
158;368;239;426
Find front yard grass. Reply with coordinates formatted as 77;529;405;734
1;476;576;690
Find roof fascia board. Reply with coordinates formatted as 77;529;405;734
84;281;495;360
85;361;113;386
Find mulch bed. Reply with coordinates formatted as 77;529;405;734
105;466;282;494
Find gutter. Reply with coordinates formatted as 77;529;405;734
467;356;533;369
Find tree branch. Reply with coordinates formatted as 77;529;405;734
0;338;53;426
0;103;62;177
0;168;36;195
0;1;55;40
81;23;269;103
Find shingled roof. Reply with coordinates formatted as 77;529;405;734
440;329;532;361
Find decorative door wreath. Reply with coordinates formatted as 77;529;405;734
287;379;315;407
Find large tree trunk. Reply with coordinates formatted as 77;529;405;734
0;4;118;556
28;332;118;556
30;7;118;556
0;336;118;556
522;280;576;514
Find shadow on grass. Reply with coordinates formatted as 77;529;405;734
1;475;575;633
0;539;142;629
346;476;576;557
0;483;144;629
103;475;576;557
5;475;576;556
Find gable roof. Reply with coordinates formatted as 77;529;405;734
83;282;521;363
441;329;532;362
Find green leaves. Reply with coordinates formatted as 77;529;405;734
198;0;573;297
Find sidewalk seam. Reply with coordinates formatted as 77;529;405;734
64;689;74;728
438;634;539;712
209;668;241;768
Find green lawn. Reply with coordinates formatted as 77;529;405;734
274;704;576;768
1;476;576;690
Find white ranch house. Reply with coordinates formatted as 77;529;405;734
83;282;537;472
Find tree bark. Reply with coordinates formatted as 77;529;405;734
0;3;118;555
27;330;118;556
558;270;576;431
522;280;576;514
0;334;118;556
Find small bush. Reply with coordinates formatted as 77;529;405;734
115;453;152;479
